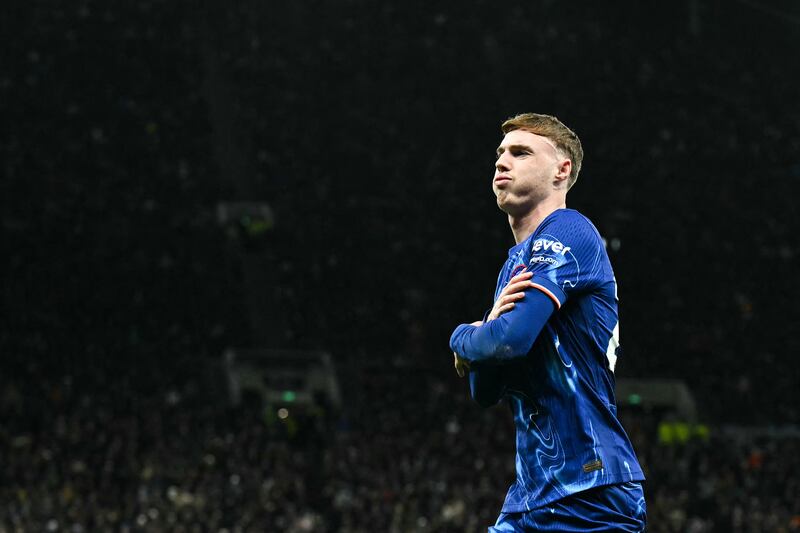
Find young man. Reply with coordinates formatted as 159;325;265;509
450;114;646;532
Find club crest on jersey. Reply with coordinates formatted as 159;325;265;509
510;264;526;278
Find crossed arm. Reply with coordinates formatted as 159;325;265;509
450;270;556;406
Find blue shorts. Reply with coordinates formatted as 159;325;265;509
489;482;646;532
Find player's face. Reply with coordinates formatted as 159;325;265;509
493;130;565;216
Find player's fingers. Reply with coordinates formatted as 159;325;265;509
508;270;532;283
504;278;536;293
496;293;523;308
506;273;532;287
454;352;466;366
489;303;514;319
496;303;515;315
501;279;533;294
500;281;532;298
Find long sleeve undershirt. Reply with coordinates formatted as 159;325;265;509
450;288;556;406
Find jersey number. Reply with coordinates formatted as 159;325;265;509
605;323;620;373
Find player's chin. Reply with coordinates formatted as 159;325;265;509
496;197;529;217
495;193;514;213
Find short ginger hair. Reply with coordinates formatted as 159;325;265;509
501;113;584;189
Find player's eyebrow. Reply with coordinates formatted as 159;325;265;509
496;144;534;157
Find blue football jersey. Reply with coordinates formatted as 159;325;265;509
469;208;644;512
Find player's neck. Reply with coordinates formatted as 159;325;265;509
508;200;566;244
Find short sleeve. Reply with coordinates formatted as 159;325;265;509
525;211;607;309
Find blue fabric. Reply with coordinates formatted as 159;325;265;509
450;288;555;364
468;363;506;408
450;288;554;407
489;482;647;532
450;208;645;514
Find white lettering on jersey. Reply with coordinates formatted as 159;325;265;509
530;256;558;266
531;238;571;255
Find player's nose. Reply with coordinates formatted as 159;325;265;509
495;155;511;173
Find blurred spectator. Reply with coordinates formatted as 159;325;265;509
2;0;799;531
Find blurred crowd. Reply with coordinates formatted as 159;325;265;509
1;363;798;532
2;0;799;531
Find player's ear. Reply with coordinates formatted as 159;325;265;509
555;159;571;186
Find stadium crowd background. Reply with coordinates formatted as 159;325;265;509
2;0;799;531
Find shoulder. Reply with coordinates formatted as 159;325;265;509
539;209;598;233
532;209;603;249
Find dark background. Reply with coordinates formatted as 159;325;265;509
2;0;799;531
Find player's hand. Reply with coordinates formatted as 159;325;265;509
486;269;535;321
454;351;470;378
